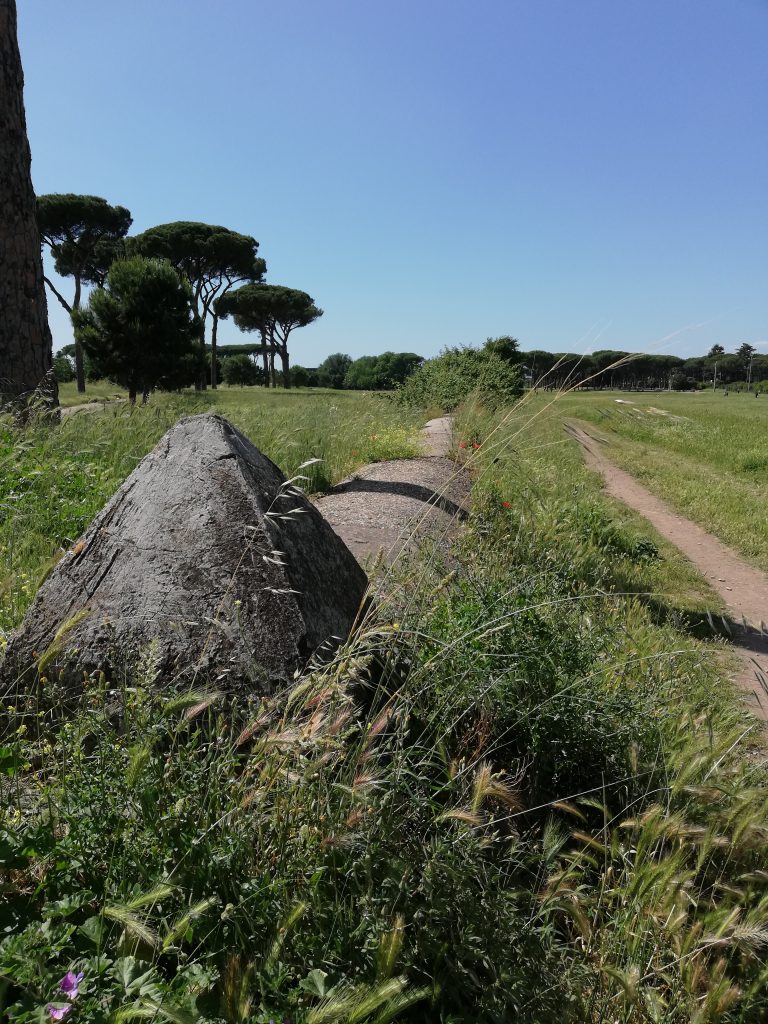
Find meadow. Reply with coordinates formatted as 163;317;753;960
548;389;768;571
57;382;128;407
2;386;768;1023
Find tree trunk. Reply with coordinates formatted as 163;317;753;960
73;272;85;392
210;313;218;389
128;384;137;405
279;346;291;389
0;0;57;410
43;274;72;315
197;340;207;390
193;313;207;391
269;348;276;389
260;331;270;387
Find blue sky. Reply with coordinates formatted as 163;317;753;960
19;0;768;365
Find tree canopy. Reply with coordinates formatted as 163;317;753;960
484;336;522;362
216;283;323;389
37;193;132;392
317;352;352;389
737;342;756;366
73;256;201;403
344;352;423;390
490;344;768;391
37;194;132;309
129;222;266;388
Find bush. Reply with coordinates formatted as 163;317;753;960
291;365;318;387
396;346;523;410
52;353;75;383
345;352;423;390
670;371;696;391
317;352;352;389
222;353;259;387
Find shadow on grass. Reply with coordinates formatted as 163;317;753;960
642;595;768;659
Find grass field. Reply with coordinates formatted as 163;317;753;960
57;380;129;405
55;382;358;407
457;390;730;622
539;389;768;571
3;387;768;1022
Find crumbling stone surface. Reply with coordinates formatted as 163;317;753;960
314;457;471;567
1;414;368;694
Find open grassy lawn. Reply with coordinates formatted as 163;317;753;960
57;380;129;406
457;391;729;621
523;389;768;571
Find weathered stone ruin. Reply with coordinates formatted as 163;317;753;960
1;414;368;695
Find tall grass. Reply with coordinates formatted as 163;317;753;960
2;389;768;1021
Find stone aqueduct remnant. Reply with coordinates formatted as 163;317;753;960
0;414;368;694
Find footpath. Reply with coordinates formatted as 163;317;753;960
315;416;470;566
568;421;768;720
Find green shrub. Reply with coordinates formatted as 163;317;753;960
396;346;523;411
222;352;260;387
670;371;696;391
52;354;75;383
73;256;201;402
563;501;660;563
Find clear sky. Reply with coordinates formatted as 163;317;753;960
18;0;768;365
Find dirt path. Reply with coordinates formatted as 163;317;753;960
61;399;126;418
315;417;469;567
419;414;454;455
568;422;768;719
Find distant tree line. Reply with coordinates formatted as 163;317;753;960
196;349;425;391
483;338;767;392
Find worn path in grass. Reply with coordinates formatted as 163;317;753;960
568;421;768;720
61;399;127;417
315;416;470;566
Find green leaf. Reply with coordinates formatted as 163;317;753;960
300;968;329;998
80;914;106;946
44;892;94;919
0;746;18;778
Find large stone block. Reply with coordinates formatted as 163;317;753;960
1;414;368;695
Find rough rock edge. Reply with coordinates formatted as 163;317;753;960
1;414;368;699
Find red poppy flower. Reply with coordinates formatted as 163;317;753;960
502;501;511;508
459;442;467;449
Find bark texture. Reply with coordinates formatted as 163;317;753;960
0;0;55;405
279;346;292;388
1;414;368;695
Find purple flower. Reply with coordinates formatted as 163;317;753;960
47;1005;72;1021
59;972;84;999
